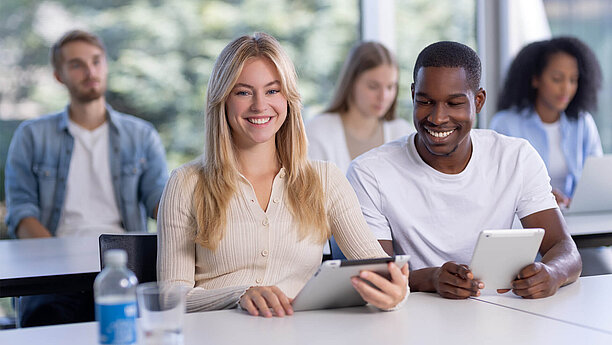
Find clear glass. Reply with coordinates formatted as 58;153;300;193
136;282;188;345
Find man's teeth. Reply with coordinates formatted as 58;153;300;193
427;128;454;138
248;117;271;124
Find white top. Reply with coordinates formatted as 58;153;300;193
56;121;124;237
347;129;558;270
542;120;569;192
306;113;414;173
157;160;387;312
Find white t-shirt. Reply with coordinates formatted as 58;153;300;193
347;129;558;270
56;120;125;237
542;120;569;192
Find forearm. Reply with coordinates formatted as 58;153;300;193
16;217;52;238
186;285;251;313
541;238;582;287
408;267;439;292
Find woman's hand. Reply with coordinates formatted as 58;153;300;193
552;188;570;208
239;286;293;317
350;262;409;310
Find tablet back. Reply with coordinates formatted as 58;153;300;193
469;229;544;290
292;256;410;312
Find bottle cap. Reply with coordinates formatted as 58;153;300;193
104;249;128;266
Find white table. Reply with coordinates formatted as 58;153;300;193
0;237;100;297
475;274;612;334
564;212;612;247
1;289;610;345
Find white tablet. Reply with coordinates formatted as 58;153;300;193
292;255;410;312
469;229;544;291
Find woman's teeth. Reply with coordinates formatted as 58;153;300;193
248;117;271;125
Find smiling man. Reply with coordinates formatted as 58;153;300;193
347;41;581;299
5;30;168;326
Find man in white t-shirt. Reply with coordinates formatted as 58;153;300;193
347;41;581;299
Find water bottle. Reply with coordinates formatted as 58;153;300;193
94;249;139;344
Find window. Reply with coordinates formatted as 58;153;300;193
543;0;612;153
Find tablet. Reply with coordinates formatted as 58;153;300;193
292;255;410;312
469;229;544;291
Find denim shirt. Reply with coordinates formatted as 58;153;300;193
490;107;603;197
4;104;169;237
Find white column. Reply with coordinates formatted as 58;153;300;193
361;0;396;52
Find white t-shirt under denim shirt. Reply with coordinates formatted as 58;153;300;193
347;129;558;270
56;120;124;237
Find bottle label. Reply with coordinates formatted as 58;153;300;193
96;299;137;344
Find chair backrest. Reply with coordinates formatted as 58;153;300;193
99;233;157;283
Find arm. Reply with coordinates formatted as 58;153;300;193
514;208;581;298
157;166;249;312
325;162;408;309
16;217;52;238
139;127;169;219
583;113;603;158
4;123;45;238
407;264;482;299
510;141;581;298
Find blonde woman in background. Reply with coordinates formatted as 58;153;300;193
306;41;413;174
157;33;409;317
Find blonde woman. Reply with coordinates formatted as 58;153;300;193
157;33;409;317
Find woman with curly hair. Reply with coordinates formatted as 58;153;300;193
490;36;603;206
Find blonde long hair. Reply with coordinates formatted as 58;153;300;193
194;33;329;250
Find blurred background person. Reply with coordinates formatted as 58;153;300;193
306;42;413;259
490;36;610;276
491;36;602;206
306;41;413;174
4;30;168;326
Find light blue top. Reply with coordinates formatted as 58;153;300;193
490;107;602;197
4;104;169;237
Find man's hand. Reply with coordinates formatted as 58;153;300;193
498;262;561;299
350;262;409;310
433;262;483;299
239;286;293;318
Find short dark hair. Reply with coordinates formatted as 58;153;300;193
51;30;106;71
413;41;481;91
497;36;602;119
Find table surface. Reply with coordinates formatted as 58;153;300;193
1;289;610;345
0;237;100;297
475;274;612;334
564;212;612;236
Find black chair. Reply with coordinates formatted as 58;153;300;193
98;233;157;283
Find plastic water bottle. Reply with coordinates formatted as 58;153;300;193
94;249;139;344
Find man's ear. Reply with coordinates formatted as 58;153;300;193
475;87;486;113
411;83;415;100
54;70;64;85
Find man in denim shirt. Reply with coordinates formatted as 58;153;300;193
4;30;168;326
